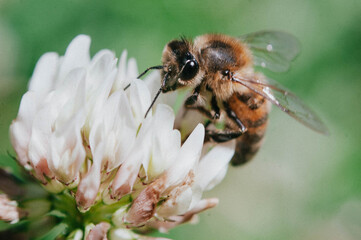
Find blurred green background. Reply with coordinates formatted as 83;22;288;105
0;0;360;239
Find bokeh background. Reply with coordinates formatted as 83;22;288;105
0;0;360;239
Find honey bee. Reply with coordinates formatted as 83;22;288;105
138;31;328;166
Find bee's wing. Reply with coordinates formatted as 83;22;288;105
232;75;329;134
239;31;301;72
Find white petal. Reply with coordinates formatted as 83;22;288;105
129;79;151;125
112;205;129;227
57;35;91;84
86;50;116;97
9;121;30;167
15;91;41;123
28;52;59;94
67;229;83;240
144;71;161;97
54;69;86;130
147;104;180;178
28;110;52;166
9;91;40;167
89;91;136;172
165;124;204;188
196;140;235;191
113;50;129;91
127;57;138;79
86;69;117;129
110;228;138;240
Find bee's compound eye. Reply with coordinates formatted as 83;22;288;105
222;70;230;76
180;60;199;80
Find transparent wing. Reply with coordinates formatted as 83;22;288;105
239;31;301;72
232;75;329;134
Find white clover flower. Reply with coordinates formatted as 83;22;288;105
7;35;235;239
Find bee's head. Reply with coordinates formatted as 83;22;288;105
161;38;200;93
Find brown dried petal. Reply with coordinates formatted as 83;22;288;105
125;174;167;227
86;222;111;240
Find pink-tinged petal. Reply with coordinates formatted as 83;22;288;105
76;143;104;210
157;186;193;218
57;35;91;84
110;116;153;199
86;222;110;240
0;194;26;223
48;72;86;184
109;152;143;199
28;52;59;94
147;198;218;233
49;110;86;184
27;102;58;182
125;174;167;227
157;170;195;218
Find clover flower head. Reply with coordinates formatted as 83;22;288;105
5;35;235;239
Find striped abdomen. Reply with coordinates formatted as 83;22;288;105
227;91;270;166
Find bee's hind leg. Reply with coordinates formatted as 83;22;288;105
205;129;244;142
223;101;247;133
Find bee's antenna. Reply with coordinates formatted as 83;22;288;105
144;87;162;118
144;72;169;118
138;65;163;79
123;65;163;91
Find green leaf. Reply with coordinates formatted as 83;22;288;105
47;210;67;219
0;219;30;231
35;222;68;240
0;221;13;231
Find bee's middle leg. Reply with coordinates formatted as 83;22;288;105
205;102;247;143
184;87;220;120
